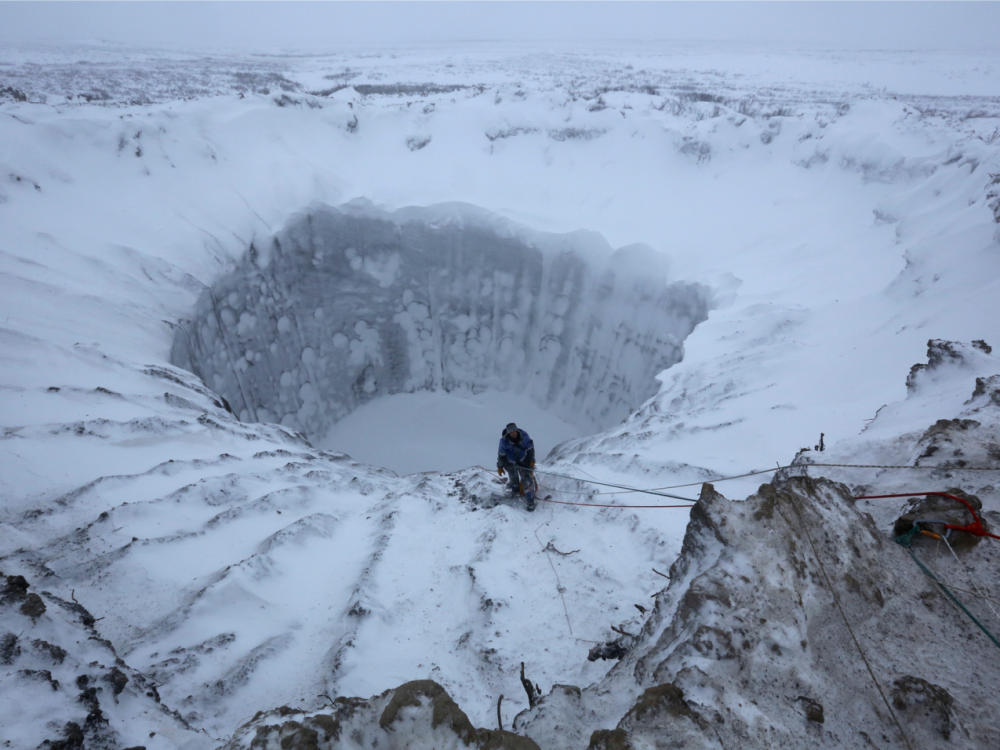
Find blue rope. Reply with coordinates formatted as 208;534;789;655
895;525;1000;651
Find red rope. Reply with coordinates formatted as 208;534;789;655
856;492;1000;541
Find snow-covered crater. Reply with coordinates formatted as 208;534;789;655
171;202;711;444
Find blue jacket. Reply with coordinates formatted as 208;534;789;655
498;429;535;468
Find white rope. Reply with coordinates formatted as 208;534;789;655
533;497;573;637
942;535;1000;621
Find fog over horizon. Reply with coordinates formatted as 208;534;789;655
1;0;999;51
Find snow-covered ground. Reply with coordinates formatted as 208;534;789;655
1;40;999;748
319;389;582;475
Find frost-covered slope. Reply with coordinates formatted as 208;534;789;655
2;42;1000;747
2;377;682;739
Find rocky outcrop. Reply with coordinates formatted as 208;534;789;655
1;572;47;621
906;338;994;393
796;339;1000;486
886;340;1000;475
222;680;540;750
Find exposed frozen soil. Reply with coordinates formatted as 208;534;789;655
2;40;1000;749
170;202;710;440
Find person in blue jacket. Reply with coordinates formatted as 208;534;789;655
497;422;537;511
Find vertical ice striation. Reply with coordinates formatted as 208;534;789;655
171;202;710;438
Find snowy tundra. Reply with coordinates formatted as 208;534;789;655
1;41;999;748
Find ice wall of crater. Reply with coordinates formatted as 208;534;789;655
171;202;711;439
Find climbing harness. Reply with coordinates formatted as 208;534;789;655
847;490;1000;652
856;492;1000;541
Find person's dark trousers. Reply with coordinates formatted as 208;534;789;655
507;465;536;502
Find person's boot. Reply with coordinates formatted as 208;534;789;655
526;490;536;512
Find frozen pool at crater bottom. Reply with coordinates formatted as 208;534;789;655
317;389;584;475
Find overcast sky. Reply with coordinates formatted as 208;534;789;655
1;2;998;51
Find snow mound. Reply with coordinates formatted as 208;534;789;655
171;202;710;439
